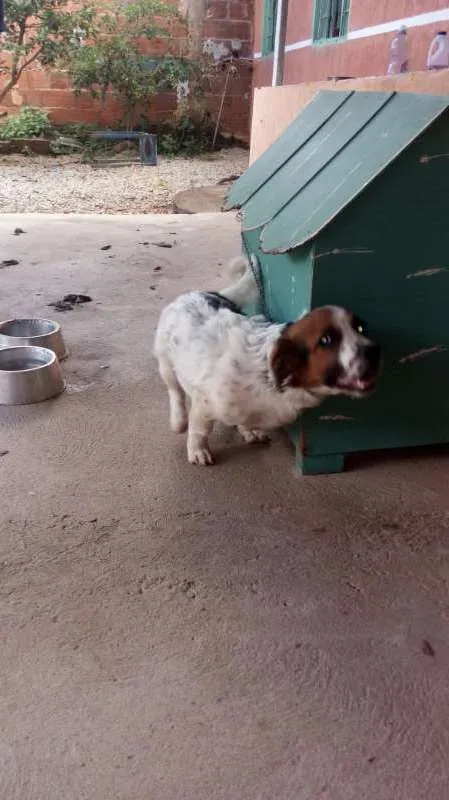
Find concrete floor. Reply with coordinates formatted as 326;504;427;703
1;213;448;800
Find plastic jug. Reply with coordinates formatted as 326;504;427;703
387;26;408;74
427;31;449;69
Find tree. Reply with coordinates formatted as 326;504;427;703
0;0;97;104
0;0;207;129
68;0;196;128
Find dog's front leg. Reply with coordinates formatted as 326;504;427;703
237;426;270;444
187;394;214;466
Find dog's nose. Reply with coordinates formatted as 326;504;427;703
360;342;382;372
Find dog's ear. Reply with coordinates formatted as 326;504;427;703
271;336;309;390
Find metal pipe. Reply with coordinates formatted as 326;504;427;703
271;0;289;87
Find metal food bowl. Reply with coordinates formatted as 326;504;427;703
0;318;67;360
0;346;65;405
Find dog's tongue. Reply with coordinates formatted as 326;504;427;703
339;376;373;392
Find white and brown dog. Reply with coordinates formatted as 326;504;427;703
154;258;381;465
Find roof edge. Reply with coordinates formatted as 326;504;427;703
223;90;354;212
259;93;449;254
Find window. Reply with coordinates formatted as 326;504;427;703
262;0;278;56
313;0;350;42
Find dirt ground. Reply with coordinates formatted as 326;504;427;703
0;148;248;214
1;213;449;800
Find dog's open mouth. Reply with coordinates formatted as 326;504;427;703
337;376;377;394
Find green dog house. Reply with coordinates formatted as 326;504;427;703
224;90;449;474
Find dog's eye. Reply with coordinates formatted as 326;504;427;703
353;317;367;336
319;327;339;348
320;334;332;347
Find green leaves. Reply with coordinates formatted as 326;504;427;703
68;0;192;126
0;0;98;100
0;106;51;138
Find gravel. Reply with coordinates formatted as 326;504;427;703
0;147;249;214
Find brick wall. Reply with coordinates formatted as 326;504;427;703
201;0;254;140
0;0;254;142
253;0;449;87
1;67;179;127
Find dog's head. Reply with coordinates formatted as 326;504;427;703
271;306;382;398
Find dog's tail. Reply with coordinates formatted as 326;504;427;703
220;255;260;307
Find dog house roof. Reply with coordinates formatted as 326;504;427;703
224;90;449;254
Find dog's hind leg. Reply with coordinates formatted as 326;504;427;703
157;356;188;434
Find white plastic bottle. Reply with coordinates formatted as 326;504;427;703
427;31;449;69
387;26;408;75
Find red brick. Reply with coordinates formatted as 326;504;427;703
49;71;70;90
20;69;51;91
206;1;229;20
211;73;252;95
142;110;172;122
137;35;178;56
221;108;250;125
49;107;98;125
229;1;250;19
208;91;251;124
220;110;249;124
31;89;93;109
167;18;190;38
222;93;251;112
151;92;178;112
15;89;38;106
50;100;122;126
220;116;250;139
202;20;251;41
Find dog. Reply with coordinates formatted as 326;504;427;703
154;257;381;465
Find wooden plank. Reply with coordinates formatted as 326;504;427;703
223;91;352;211
249;72;449;164
241;91;393;232
300;118;449;463
261;92;449;253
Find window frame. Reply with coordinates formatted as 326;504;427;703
261;0;278;56
312;0;350;44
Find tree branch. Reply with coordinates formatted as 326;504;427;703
0;46;43;103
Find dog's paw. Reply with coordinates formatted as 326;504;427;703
238;426;271;445
187;447;214;466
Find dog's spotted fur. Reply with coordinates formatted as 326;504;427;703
154;259;381;465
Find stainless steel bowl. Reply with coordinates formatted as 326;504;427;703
0;346;65;405
0;318;67;360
